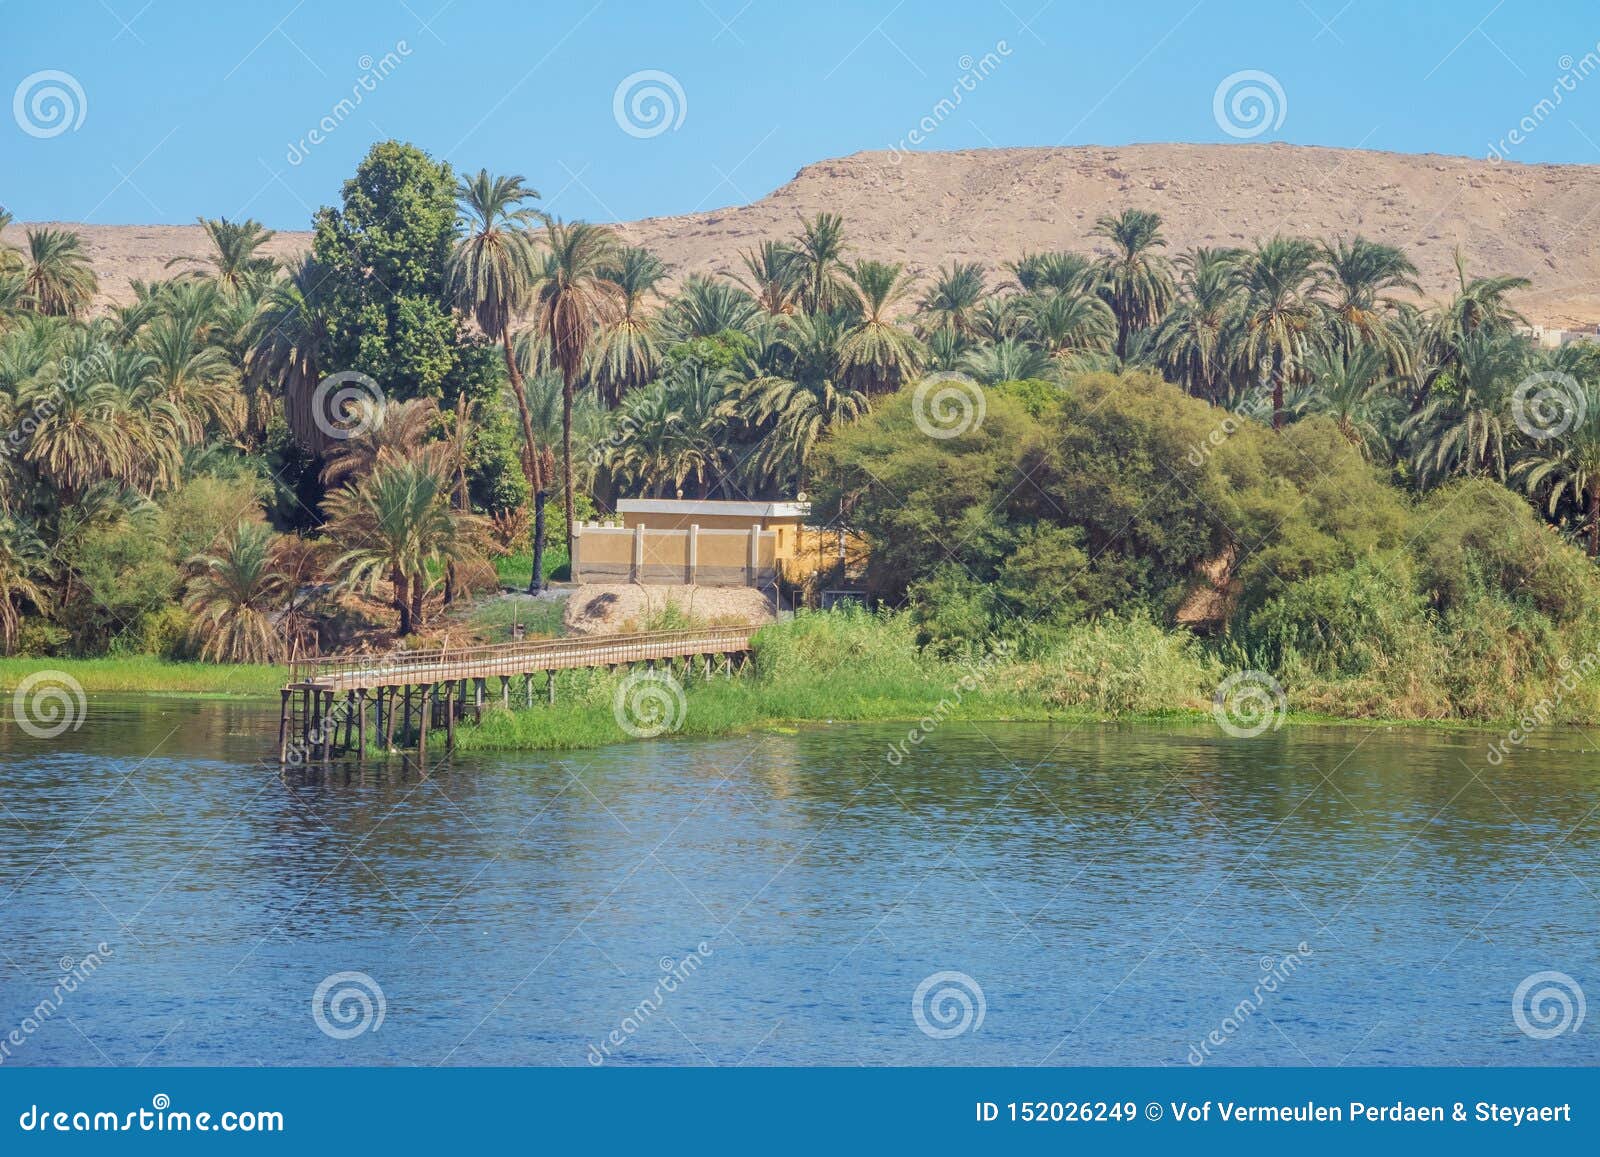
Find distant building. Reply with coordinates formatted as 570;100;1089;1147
571;498;866;590
1522;324;1599;349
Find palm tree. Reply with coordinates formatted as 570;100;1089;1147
1005;250;1092;294
918;262;987;340
970;296;1027;344
248;255;332;447
1403;330;1529;483
792;213;851;315
1290;346;1400;459
1411;248;1533;413
20;228;97;317
167;217;279;292
184;520;292;662
1090;209;1175;357
530;220;622;559
324;453;473;635
0;515;52;653
1515;379;1600;555
141;312;245;441
739;240;802;316
21;332;128;497
593;245;668;407
737;313;867;490
960;338;1055;384
1232;236;1325;429
319;397;438;487
658;275;760;341
839;260;923;394
446;170;547;511
1150;247;1242;403
1319;236;1418;356
1019;289;1115;363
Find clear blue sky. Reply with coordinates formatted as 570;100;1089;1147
5;0;1600;229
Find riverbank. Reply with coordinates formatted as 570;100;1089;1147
458;609;1571;753
5;608;1594;747
0;657;282;696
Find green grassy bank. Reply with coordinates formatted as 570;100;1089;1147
458;608;1582;753
0;657;283;696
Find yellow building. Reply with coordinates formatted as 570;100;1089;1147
571;499;865;589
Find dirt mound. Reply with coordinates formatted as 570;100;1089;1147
562;584;775;635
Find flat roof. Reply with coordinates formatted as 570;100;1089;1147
617;499;810;519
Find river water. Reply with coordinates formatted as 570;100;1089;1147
1;696;1595;1066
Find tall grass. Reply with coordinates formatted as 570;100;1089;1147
0;656;283;695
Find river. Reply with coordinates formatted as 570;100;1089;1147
1;696;1595;1066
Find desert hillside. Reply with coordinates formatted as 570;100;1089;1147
10;143;1600;326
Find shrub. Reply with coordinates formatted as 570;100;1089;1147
1002;614;1217;715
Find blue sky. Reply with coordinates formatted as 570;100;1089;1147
5;0;1600;229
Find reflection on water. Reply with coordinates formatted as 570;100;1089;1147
1;696;1596;1066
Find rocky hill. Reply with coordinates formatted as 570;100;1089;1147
11;143;1600;326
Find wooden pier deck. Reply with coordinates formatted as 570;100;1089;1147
278;626;757;762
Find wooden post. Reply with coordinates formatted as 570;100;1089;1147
384;687;399;750
277;690;291;762
525;673;533;708
342;692;356;754
402;685;413;746
445;681;456;751
319;692;333;762
418;685;431;760
474;678;485;722
356;690;367;759
501;675;510;709
300;688;311;744
547;670;556;705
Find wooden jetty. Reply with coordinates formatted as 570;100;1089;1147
277;626;757;762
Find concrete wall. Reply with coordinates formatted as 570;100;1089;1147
572;522;778;587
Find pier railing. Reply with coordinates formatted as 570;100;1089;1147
286;626;759;691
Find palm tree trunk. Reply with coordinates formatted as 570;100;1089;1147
561;372;576;561
454;393;470;512
502;335;543;510
530;489;546;595
392;569;412;636
411;572;425;629
1271;348;1285;431
1589;484;1599;558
